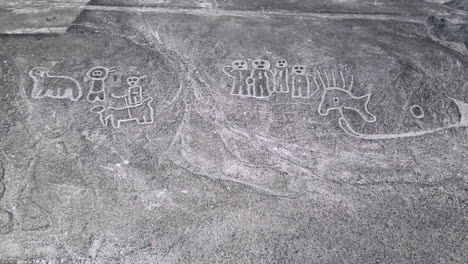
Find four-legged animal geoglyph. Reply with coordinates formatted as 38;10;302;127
29;67;83;101
90;97;155;129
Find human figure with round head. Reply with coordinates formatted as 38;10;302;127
246;59;274;98
86;66;116;103
126;75;147;105
222;59;250;97
273;59;289;93
291;65;311;98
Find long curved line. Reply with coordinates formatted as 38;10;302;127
338;116;467;140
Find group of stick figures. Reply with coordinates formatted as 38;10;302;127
222;59;319;99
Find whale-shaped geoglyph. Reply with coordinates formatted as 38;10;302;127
338;97;468;140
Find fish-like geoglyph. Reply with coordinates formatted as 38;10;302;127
315;69;376;123
337;94;468;140
223;60;468;140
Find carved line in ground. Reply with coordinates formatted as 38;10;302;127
174;154;304;198
0;163;13;234
2;27;69;35
80;5;428;24
409;104;425;119
339;115;467;139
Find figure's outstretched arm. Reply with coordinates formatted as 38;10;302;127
111;93;128;99
222;66;234;78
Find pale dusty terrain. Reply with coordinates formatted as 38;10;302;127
0;1;467;263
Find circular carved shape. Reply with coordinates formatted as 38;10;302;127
410;105;425;119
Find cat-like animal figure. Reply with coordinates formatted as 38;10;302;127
90;97;154;129
29;67;83;101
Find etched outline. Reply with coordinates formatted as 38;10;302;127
315;69;376;123
273;59;290;93
0;164;13;234
337;97;468;140
222;60;250;97
291;65;311;98
86;66;116;103
245;59;274;99
90;97;155;129
409;104;425;119
29;67;83;101
126;75;147;105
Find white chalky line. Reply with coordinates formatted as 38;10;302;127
29;67;83;101
338;97;468;140
90;97;155;129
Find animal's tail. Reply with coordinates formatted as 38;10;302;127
71;85;83;100
142;97;153;105
90;105;105;114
